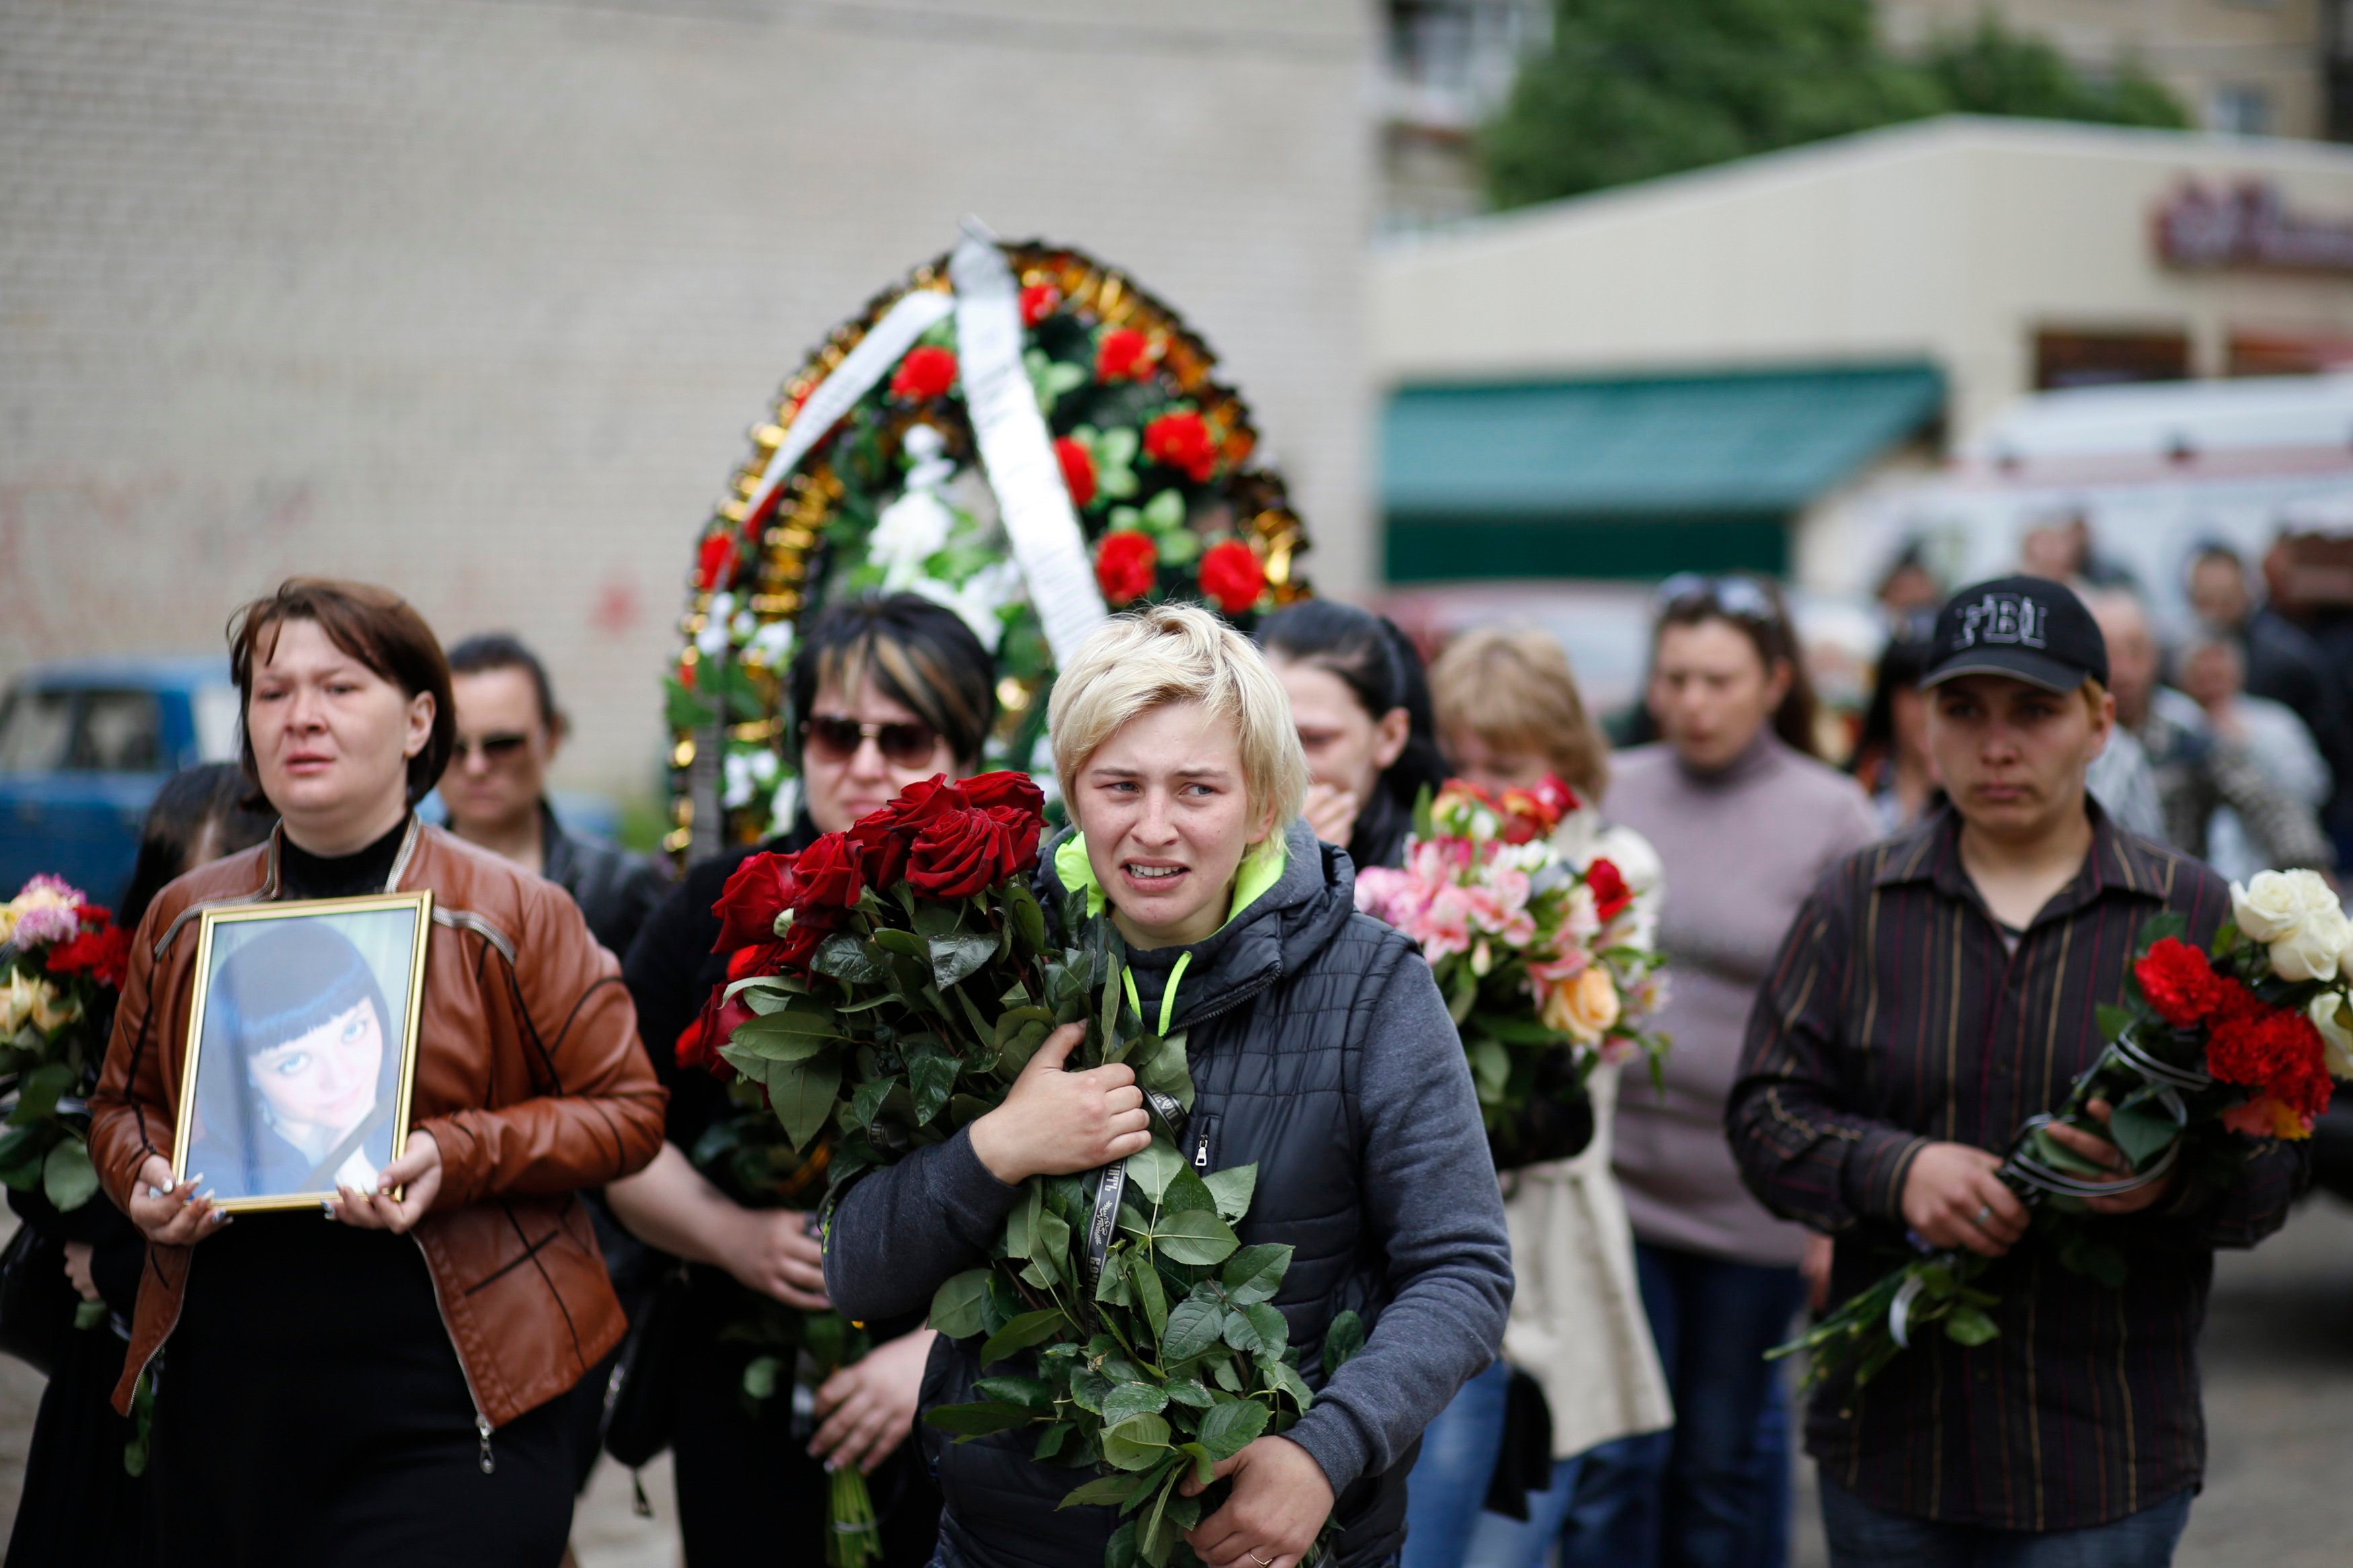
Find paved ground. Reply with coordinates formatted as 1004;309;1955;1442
6;1195;2350;1564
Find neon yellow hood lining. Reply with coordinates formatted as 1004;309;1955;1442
1055;829;1289;1036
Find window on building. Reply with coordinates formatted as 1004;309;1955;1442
2034;329;2193;391
1386;1;1550;124
2209;85;2274;136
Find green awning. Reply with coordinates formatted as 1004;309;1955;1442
1383;364;1944;581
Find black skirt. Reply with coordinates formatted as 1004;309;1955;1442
149;1215;573;1567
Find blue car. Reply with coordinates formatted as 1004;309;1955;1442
0;658;242;905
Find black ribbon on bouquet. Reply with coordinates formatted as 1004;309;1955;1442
1082;1085;1190;1290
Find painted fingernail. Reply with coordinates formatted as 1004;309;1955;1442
210;1210;228;1224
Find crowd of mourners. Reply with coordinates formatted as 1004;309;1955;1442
5;518;2333;1568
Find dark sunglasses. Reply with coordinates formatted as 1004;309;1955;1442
1658;572;1778;624
452;732;531;764
800;714;939;768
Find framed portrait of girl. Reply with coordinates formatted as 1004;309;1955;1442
173;893;432;1210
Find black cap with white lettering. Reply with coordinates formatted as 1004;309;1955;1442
1920;576;2109;694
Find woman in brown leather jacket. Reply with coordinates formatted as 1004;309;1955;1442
89;579;668;1565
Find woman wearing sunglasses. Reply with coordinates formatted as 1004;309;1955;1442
1597;575;1880;1568
608;593;997;1567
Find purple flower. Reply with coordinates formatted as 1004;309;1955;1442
11;905;82;947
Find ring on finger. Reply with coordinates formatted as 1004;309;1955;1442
1971;1204;1994;1228
1250;1555;1273;1567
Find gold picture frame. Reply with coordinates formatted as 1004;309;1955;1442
171;893;432;1213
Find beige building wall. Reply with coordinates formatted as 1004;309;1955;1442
1373;116;2353;438
1881;0;2329;138
1;0;1375;806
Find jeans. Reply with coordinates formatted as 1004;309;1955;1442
1819;1482;2194;1567
1463;1428;1673;1568
1626;1240;1808;1568
1400;1358;1513;1568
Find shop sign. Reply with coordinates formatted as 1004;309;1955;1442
2154;179;2353;273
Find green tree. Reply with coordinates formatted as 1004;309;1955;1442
1482;1;2190;210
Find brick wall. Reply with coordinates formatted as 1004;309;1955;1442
0;0;1375;803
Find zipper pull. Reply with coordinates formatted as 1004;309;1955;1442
1193;1132;1211;1170
476;1413;495;1475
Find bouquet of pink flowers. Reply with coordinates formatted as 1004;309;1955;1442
1355;779;1668;1159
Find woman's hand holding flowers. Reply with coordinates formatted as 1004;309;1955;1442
727;1207;832;1311
967;1022;1150;1185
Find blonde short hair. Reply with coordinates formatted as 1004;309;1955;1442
1051;603;1310;835
1429;628;1611;798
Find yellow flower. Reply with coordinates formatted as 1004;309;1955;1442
1543;966;1622;1045
0;971;35;1034
30;981;79;1033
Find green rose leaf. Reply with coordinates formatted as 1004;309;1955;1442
1003;882;1049;954
1269;1361;1314;1413
1201;1163;1256;1223
929;932;997;989
1211;1358;1243;1393
40;1137;97;1212
1100;1411;1172;1472
1100;1382;1170;1426
1160;1291;1227;1363
1323;1309;1367;1372
1944;1304;2001;1348
908;1048;959;1126
850;1073;901;1131
873;927;926;958
976;1375;1052;1407
928;1268;992;1339
1060;1473;1143;1510
925;1401;1038;1437
1123;1141;1186;1205
1150;1207;1239;1267
1126;1247;1168;1343
812;933;889;984
1197;1397;1269;1460
1242;1302;1287;1359
1161;1167;1218;1216
1070;1368;1114;1415
1035;1421;1074;1460
1220;1243;1291;1307
769;1055;841;1149
1135;1031;1195;1112
979;1308;1066;1368
1220;1309;1263;1356
9;1061;75;1127
2106;1100;2179;1169
1162;1378;1214;1409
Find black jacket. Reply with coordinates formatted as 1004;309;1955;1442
826;821;1513;1568
542;804;668;964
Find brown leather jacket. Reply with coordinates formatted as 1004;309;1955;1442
89;821;668;1427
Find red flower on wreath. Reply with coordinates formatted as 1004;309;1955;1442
1096;328;1154;383
890;345;959;402
1096;530;1159;606
1197;538;1265;615
1586;860;1633;924
48;925;130;988
1020;282;1062;327
1143;411;1219;484
2134;938;2242;1030
1055;436;1097;509
696;532;737;592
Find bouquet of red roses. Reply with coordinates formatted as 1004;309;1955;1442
0;875;132;1225
1353;778;1668;1165
692;774;1341;1568
1774;870;2353;1392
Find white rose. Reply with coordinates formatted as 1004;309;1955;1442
2231;871;2305;942
2270;903;2352;983
2307;993;2353;1080
868;490;956;589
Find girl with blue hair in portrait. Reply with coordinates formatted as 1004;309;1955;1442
194;920;403;1201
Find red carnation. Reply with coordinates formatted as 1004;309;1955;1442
1020;282;1062;327
1143;411;1219;484
890;345;959;402
1096;530;1159;606
1197;538;1265;616
47;925;130;988
2207;1004;2334;1122
2135;938;2240;1030
1055;436;1097;509
1096;328;1153;383
1586;859;1633;923
696;532;737;592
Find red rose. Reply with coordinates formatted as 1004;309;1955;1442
1143;411;1219;484
1020;282;1062;327
846;775;964;891
47;925;130;988
905;806;1017;900
1096;328;1153;383
709;835;864;956
1055;436;1097;509
986;804;1043;877
2135;938;2238;1030
1096;530;1159;606
1585;859;1632;923
677;985;756;1079
1196;538;1265;616
696;532;737;592
958;771;1046;817
890;345;959;402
